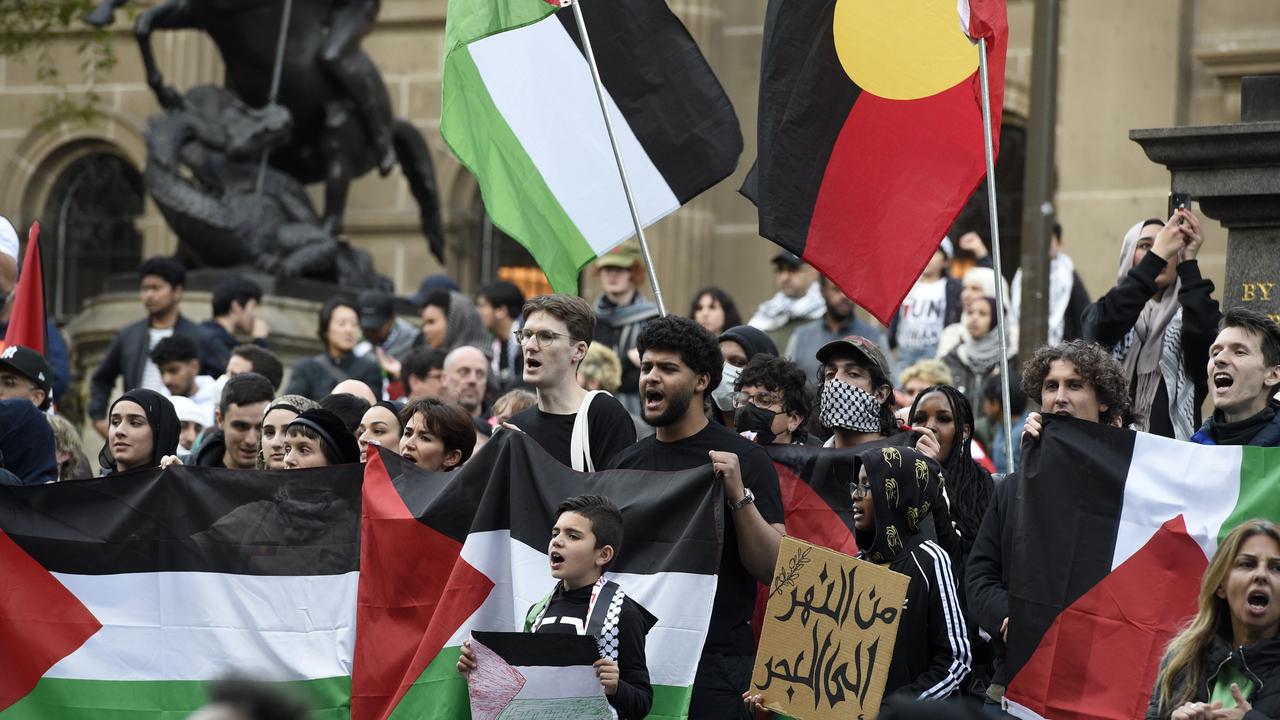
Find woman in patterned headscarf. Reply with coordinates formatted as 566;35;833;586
1082;210;1219;439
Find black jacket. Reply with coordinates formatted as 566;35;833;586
192;429;227;468
1146;634;1280;719
283;352;382;402
199;319;270;378
965;474;1014;686
1081;253;1221;434
855;446;971;699
88;315;216;419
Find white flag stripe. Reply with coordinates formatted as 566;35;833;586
1113;433;1241;570
469;17;680;255
454;530;715;686
46;571;357;681
509;664;607;703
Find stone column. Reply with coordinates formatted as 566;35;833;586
1131;75;1280;322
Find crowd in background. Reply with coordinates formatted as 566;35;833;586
4;205;1280;719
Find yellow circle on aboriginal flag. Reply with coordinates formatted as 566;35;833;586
834;0;979;100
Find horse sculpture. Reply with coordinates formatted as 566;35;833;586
85;0;445;267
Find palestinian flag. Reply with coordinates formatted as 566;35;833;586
467;631;610;718
742;0;1008;324
0;465;361;718
352;432;723;720
1004;416;1280;720
441;0;741;294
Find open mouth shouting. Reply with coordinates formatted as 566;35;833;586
549;550;566;572
1248;588;1271;617
1213;371;1235;394
643;386;665;414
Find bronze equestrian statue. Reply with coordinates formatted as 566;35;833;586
85;0;446;274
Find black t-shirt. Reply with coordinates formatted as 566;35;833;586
509;394;636;470
532;582;654;719
608;421;784;656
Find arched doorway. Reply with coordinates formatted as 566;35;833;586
41;152;145;321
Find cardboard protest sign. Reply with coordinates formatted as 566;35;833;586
750;537;910;720
467;631;610;719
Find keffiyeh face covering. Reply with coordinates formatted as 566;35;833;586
819;379;882;433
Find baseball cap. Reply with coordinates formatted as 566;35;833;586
0;345;54;409
356;288;395;331
0;216;17;263
594;239;643;269
771;250;804;268
815;335;892;383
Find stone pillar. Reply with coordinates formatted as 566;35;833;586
1131;75;1280;322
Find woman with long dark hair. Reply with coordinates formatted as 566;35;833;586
907;384;994;564
689;286;742;337
1147;520;1280;718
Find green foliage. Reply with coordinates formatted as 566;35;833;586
0;0;118;126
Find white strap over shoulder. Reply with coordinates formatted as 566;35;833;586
571;390;610;472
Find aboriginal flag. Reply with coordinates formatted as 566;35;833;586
743;0;1008;324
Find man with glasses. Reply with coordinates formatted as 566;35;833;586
731;355;812;447
506;295;635;470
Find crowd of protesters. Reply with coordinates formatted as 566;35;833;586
4;206;1280;718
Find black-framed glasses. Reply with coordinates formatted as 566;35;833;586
730;391;783;409
513;328;572;348
849;481;872;499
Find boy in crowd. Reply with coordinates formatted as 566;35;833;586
457;495;656;719
507;294;635;471
193;373;274;469
150;335;219;420
1192;307;1280;446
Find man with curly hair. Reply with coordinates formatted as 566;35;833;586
732;354;812;446
608;315;784;719
966;339;1130;707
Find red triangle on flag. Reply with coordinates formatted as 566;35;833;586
1005;515;1205;720
0;528;101;710
351;452;495;720
3;222;46;355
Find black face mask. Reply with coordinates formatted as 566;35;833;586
736;403;782;445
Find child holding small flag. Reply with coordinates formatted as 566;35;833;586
457;494;657;719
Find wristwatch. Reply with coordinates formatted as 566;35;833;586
727;487;755;512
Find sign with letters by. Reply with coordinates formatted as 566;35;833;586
750;537;910;720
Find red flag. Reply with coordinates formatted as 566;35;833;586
744;0;1008;324
3;222;45;355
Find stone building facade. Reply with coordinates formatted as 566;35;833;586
0;0;1276;326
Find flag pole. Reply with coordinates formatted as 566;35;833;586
567;0;667;317
255;0;294;197
978;37;1016;473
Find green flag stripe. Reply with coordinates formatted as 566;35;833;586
1219;447;1280;546
0;677;350;719
443;0;554;54
441;45;595;294
390;646;695;719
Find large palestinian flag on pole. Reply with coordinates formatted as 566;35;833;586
353;434;721;719
742;0;1008;325
441;0;742;294
1004;415;1280;720
0;433;722;719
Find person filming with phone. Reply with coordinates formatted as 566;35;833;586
1082;203;1221;439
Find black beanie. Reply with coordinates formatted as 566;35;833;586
286;408;361;465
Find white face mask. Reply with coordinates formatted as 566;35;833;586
711;363;742;412
819;379;882;433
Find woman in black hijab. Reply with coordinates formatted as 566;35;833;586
99;389;180;475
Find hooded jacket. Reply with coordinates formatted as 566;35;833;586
99;389;180;475
855;445;972;700
1146;633;1280;719
1191;401;1280;448
0;399;58;485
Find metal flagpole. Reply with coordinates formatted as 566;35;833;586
978;37;1016;473
256;0;295;197
568;0;667;317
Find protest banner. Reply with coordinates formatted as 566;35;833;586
750;537;910;720
467;631;611;720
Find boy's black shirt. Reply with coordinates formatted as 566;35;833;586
608;421;784;656
533;582;654;719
